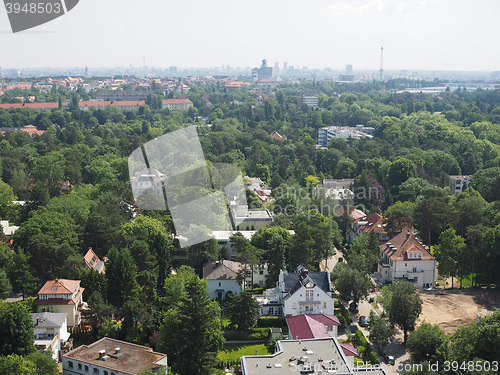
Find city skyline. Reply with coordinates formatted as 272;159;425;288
1;0;500;72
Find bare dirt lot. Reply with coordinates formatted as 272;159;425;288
417;288;500;335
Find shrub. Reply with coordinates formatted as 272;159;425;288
369;297;374;303
369;351;380;365
338;303;353;324
356;329;369;348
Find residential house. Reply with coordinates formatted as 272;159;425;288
241;337;386;375
245;176;274;206
35;279;85;327
260;267;335;317
318;125;374;146
84;249;105;273
269;131;286;141
378;231;438;288
1;220;19;235
347;212;390;243
129;168;165;198
203;259;269;300
32;312;72;362
449;175;471;195
161;98;193;110
212;230;294;259
62;337;168;375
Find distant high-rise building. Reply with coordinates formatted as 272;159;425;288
274;62;280;77
169;66;178;76
346;65;353;74
251;59;273;80
85;66;88;76
283;62;288;74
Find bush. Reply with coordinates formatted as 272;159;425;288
369;351;380;365
334;311;347;328
369;297;374;303
251;286;265;295
256;317;287;328
338;303;352;324
356;329;369;348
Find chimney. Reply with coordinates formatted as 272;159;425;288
114;347;121;354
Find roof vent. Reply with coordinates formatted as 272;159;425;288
98;350;106;359
266;363;272;368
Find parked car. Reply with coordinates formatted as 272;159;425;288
385;355;395;365
359;316;369;327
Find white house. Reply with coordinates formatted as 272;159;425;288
62;337;168;375
260;267;335;317
203;260;243;300
203;259;270;300
35;279;85;327
32;312;72;362
378;231;438;289
450;175;471;195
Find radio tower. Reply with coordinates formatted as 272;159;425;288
379;46;384;81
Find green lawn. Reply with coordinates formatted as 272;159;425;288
218;343;270;362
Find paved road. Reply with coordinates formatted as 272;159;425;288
328;249;410;374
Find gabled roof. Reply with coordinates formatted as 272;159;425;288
286;314;354;358
84;248;105;273
287;314;340;340
381;231;436;262
38;279;80;295
284;270;330;295
202;260;242;280
357;212;387;235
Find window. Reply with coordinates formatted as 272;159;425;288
93;368;100;374
268;307;274;315
413;267;417;272
259;269;264;275
78;364;82;370
104;372;108;375
68;361;74;368
219;282;221;287
85;365;89;372
306;290;313;301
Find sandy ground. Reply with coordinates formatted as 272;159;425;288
416;288;500;335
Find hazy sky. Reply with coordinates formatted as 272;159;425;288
1;0;499;71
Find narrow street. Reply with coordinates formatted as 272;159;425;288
325;248;411;374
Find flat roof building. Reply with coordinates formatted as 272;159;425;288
241;337;387;375
62;337;168;375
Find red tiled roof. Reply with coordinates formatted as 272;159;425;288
340;343;357;356
162;99;190;104
381;231;436;261
38;279;80;295
0;102;58;110
286;314;340;341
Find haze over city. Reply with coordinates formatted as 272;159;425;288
1;0;500;72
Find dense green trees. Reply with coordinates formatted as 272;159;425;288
384;281;423;343
367;310;394;353
407;323;449;363
157;269;224;375
0;302;35;356
228;290;260;330
331;262;371;305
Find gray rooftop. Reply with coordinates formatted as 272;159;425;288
284;271;330;295
242;338;388;375
32;312;68;328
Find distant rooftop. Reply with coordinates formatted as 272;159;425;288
64;337;168;375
